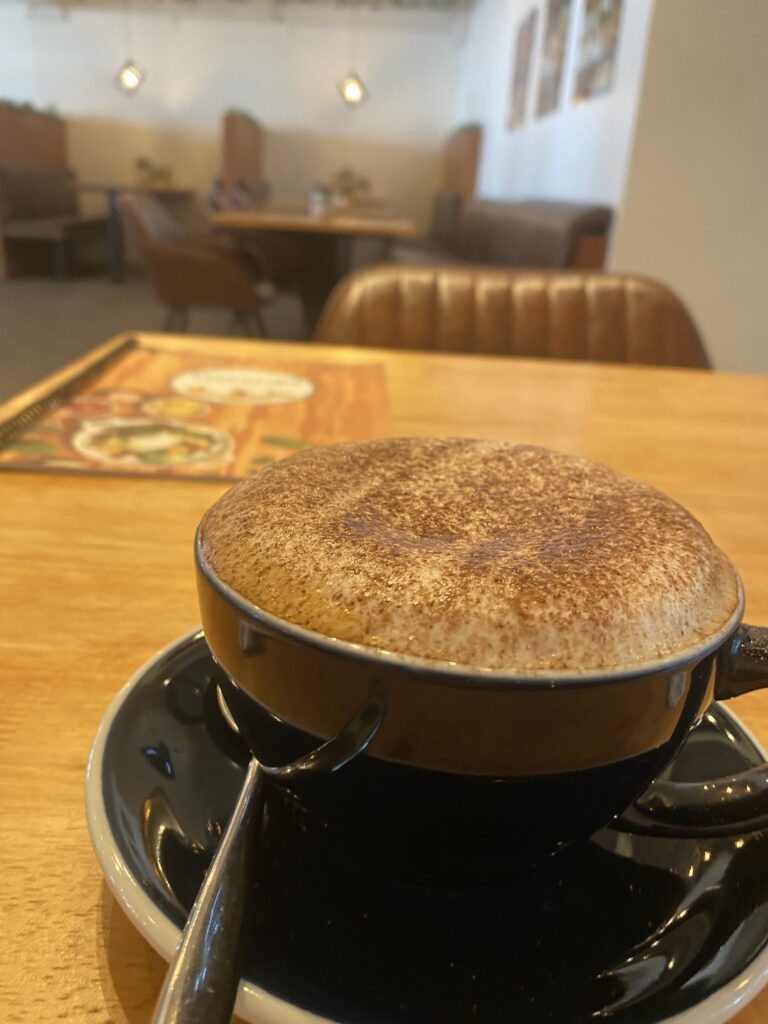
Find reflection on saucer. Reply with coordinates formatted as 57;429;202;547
72;417;233;468
171;367;315;406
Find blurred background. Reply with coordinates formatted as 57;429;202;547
0;0;765;397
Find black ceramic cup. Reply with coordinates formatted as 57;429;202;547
196;535;768;884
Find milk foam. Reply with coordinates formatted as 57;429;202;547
199;438;740;672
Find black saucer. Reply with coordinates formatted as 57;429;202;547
90;632;768;1023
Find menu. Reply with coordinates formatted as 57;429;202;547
0;343;391;481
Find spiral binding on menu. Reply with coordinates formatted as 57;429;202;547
0;337;137;448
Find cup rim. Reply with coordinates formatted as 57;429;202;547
195;528;744;689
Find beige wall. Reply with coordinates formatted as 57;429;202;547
68;118;440;232
610;0;768;373
0;3;460;228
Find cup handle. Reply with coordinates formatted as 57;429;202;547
616;624;768;837
714;624;768;699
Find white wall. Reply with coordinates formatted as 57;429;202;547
457;0;653;207
610;0;768;374
0;2;465;224
0;0;653;217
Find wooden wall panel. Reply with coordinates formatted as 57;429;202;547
222;111;265;193
442;123;482;200
0;103;68;169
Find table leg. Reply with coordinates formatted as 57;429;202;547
299;235;340;337
335;235;354;278
53;237;73;280
106;189;125;284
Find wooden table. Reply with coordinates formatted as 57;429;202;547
210;204;417;240
211;205;418;334
1;333;768;1024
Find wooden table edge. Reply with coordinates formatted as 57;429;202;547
209;210;418;239
0;332;397;428
2;331;766;433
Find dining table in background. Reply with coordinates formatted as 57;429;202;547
1;332;767;1024
210;203;418;332
209;202;417;241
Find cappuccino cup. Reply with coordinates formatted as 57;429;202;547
195;438;768;881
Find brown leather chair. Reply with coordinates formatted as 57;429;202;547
313;265;710;369
208;177;306;282
118;193;273;334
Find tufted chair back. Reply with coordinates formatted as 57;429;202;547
313;265;710;369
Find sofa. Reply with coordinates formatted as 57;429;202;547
391;198;613;271
0;166;107;278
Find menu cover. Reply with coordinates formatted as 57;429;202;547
0;340;391;481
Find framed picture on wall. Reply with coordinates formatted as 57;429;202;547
573;0;624;101
536;0;573;118
507;8;538;130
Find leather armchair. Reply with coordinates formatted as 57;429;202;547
313;265;710;369
118;193;272;334
142;238;269;312
208;177;306;281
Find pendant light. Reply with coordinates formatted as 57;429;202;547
337;6;369;108
338;73;368;107
116;0;146;95
116;61;146;94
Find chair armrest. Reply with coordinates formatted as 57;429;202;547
148;240;263;310
190;232;277;276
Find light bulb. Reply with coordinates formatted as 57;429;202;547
116;60;146;95
337;73;368;107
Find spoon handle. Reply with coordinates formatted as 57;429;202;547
152;758;264;1024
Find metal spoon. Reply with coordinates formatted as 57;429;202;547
152;678;388;1024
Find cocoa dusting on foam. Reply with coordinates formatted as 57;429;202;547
199;438;740;672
